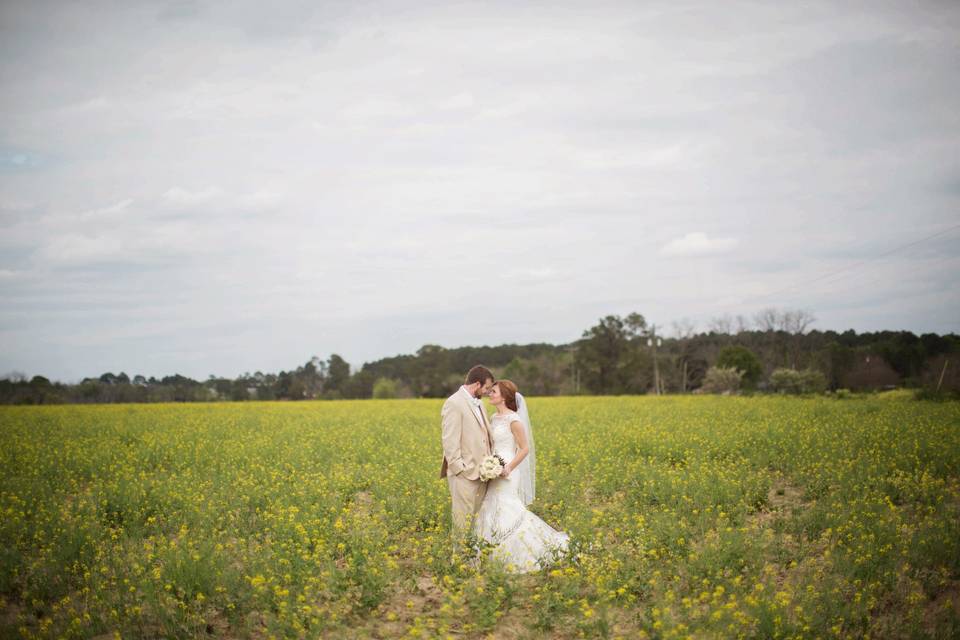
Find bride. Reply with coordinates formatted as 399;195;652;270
474;379;569;573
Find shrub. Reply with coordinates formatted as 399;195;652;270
700;366;743;394
769;368;827;394
372;377;398;399
914;388;960;402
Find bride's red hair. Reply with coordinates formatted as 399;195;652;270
497;379;519;412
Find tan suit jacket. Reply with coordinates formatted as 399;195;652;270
439;389;492;480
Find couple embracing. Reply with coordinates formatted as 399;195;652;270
440;365;569;573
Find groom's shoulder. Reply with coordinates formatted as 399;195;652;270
442;390;462;409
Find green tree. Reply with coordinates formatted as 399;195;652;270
29;375;51;387
575;313;650;394
326;354;351;395
715;345;763;389
287;358;326;399
343;368;376;399
230;379;250;401
824;342;855;390
876;332;926;379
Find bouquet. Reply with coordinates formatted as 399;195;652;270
478;454;506;481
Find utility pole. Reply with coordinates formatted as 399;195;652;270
647;325;663;396
567;345;580;395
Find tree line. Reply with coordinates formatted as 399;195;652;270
2;308;957;404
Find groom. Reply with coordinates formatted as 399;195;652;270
440;365;495;536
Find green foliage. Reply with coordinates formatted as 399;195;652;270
500;353;574;395
326;354;351;393
715;345;763;388
825;342;856;389
371;378;398;399
2;316;958;404
769;368;828;394
913;388;960;402
358;342;571;398
575;313;652;394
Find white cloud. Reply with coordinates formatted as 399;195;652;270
437;92;475;110
160;186;281;213
162;186;224;207
0;0;958;380
236;189;283;211
660;232;739;257
77;198;135;220
340;98;415;123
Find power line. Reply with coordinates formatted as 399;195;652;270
749;222;960;304
581;221;960;331
813;253;960;296
658;222;960;330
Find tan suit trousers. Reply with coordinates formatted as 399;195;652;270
448;474;488;534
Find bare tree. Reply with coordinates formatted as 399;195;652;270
753;308;781;332
784;309;816;368
751;308;817;368
783;309;816;335
708;314;734;335
671;318;697;340
734;314;751;334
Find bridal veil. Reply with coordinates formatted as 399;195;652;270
514;392;536;505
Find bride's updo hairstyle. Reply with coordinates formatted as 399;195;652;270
497;379;520;412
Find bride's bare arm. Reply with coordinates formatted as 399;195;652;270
502;419;529;477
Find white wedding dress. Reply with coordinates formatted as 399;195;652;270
473;410;570;573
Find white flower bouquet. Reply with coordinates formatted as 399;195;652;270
478;454;506;481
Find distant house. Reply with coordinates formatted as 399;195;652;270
842;354;900;391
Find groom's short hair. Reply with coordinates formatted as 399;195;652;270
465;365;494;386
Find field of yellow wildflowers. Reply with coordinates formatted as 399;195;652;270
1;394;959;639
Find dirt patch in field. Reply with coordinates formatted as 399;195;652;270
203;610;236;639
746;475;832;592
1;598;27;637
749;474;809;530
351;491;373;510
362;574;445;638
924;579;960;634
487;575;539;639
479;612;529;639
767;482;805;511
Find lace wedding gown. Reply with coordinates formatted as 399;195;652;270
473;411;569;573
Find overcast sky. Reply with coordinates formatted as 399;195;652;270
2;0;959;382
